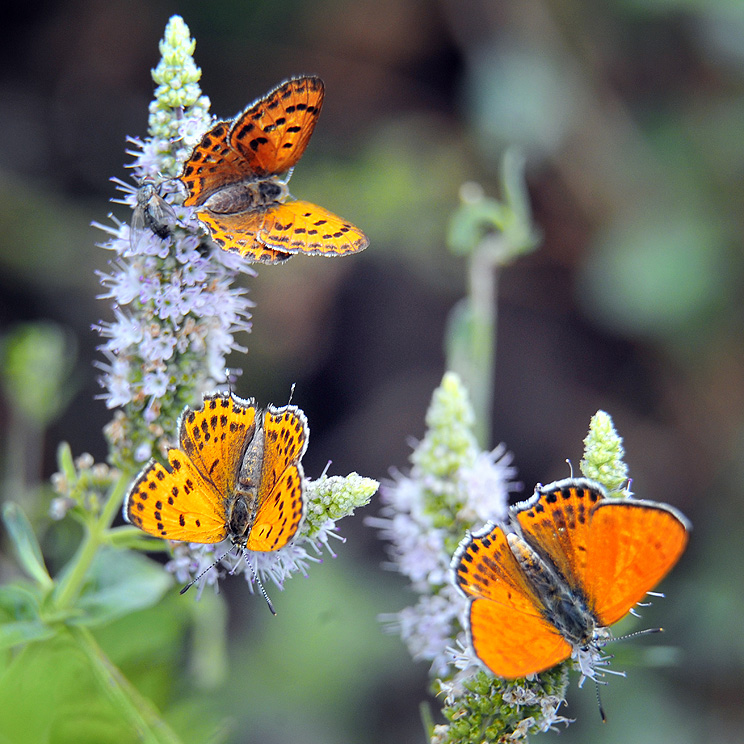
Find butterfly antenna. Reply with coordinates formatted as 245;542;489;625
287;383;296;405
242;550;277;616
179;546;233;595
565;459;574;477
595;680;607;723
614;626;663;643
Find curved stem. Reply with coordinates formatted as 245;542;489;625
53;471;131;610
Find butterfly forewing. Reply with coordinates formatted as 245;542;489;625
178;393;257;498
453;522;574;678
453;523;545;616
515;479;604;597
229;76;324;176
124;452;228;543
583;499;690;626
181;121;249;207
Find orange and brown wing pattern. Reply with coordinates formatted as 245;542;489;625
177;393;258;498
244;405;308;552
452;522;571;678
195;210;292;263
514;479;603;597
258;200;369;257
124;449;228;544
584;499;690;626
229;76;324;177
452;522;542;613
180;121;254;207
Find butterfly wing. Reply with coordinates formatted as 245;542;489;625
228;76;324;177
195;209;292;263
452;522;572;678
180;121;250;207
124;451;228;543
245;405;308;552
469;598;573;679
583;499;690;626
258;200;369;257
178;393;258;497
514;478;603;597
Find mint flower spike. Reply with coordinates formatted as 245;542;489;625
371;370;575;741
166;471;378;598
369;372;518;677
411;371;479;480
579;410;629;495
93;15;252;469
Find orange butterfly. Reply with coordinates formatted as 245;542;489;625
124;392;307;554
179;76;369;264
452;478;689;681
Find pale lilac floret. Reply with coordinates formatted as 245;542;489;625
457;445;517;525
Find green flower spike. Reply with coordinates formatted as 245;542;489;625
580;409;629;495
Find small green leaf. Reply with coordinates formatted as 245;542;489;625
1;502;52;590
0;582;42;618
0;619;56;650
56;440;77;484
73;548;172;627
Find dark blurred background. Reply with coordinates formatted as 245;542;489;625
1;0;743;742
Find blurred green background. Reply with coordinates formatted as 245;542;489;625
1;0;743;742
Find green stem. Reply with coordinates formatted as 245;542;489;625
53;470;131;609
446;239;502;449
68;625;183;744
466;241;499;449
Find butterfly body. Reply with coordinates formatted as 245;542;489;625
452;478;690;680
505;531;595;651
179;76;368;264
200;177;289;216
124;392;308;554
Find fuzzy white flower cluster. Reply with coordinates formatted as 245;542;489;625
92;16;253;464
167;473;379;599
369;372;519;677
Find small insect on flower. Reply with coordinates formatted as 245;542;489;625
452;478;689;690
123;391;308;612
130;180;180;250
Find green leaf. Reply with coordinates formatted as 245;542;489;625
1;502;52;590
0;619;56;650
73;548;172;627
0;582;42;617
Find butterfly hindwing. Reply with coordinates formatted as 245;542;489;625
469;597;573;679
453;522;574;678
195;210;292;263
244;405;308;551
259;200;369;257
